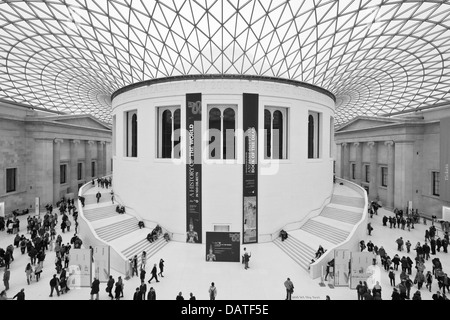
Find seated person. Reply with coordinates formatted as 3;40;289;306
147;233;154;243
279;229;288;241
315;245;325;259
138;221;145;229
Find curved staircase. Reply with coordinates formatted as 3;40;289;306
80;185;169;266
273;184;365;271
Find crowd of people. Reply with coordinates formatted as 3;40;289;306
358;204;450;300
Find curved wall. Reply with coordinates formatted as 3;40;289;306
112;77;335;243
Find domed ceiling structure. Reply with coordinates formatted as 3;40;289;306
1;0;450;125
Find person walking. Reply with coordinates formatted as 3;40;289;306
426;271;433;292
110;190;114;204
158;258;165;277
49;274;60;297
25;263;33;285
106;275;115;300
117;276;124;298
114;282;121;300
148;263;160;283
389;268;396;286
139;266;146;283
284;277;294;300
147;287;156;300
12;288;25;300
3;267;10;291
209;282;217;300
90;277;100;300
243;248;251;270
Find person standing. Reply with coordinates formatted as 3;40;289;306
90;277;100;300
3;267;10;291
284;277;294;300
49;274;60;297
133;287;142;300
189;292;196;300
110;190;114;204
96;191;101;203
132;255;138;277
141;251;147;270
426;271;433;292
114;282;121;300
176;292;184;300
209;282;217;300
158;258;165;277
139;280;147;300
148;263;159;283
148;287;156;300
243;248;251;270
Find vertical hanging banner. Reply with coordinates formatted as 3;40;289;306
186;93;202;244
68;248;92;287
243;93;259;244
440;117;450;202
349;252;373;289
93;246;110;282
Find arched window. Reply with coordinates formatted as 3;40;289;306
131;114;137;157
308;115;314;159
162;110;172;158
308;111;321;159
208;106;237;160
264;107;287;160
125;110;138;158
158;106;181;159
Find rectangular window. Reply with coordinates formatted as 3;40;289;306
77;163;83;181
91;161;96;177
365;165;370;183
208;106;237;160
432;171;440;196
6;168;17;193
157;107;181;159
60;164;67;184
381;167;388;187
351;163;356;180
125;110;138;157
264;107;288;160
308;111;321;159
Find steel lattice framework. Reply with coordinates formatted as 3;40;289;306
1;0;450;125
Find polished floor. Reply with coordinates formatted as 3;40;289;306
0;193;449;300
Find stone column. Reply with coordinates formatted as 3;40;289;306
97;141;106;177
343;143;350;180
85;140;95;180
368;141;378;201
385;140;395;209
103;142;108;175
354;142;362;185
53;139;63;205
394;141;414;210
69;140;80;194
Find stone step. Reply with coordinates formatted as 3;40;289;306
320;206;362;225
95;217;140;242
83;205;118;222
301;220;349;244
331;194;365;208
273;237;314;271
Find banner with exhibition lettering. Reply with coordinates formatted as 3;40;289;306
243;93;259;244
186;93;202;244
440;117;450;202
333;249;351;287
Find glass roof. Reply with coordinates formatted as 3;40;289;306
1;0;450;125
